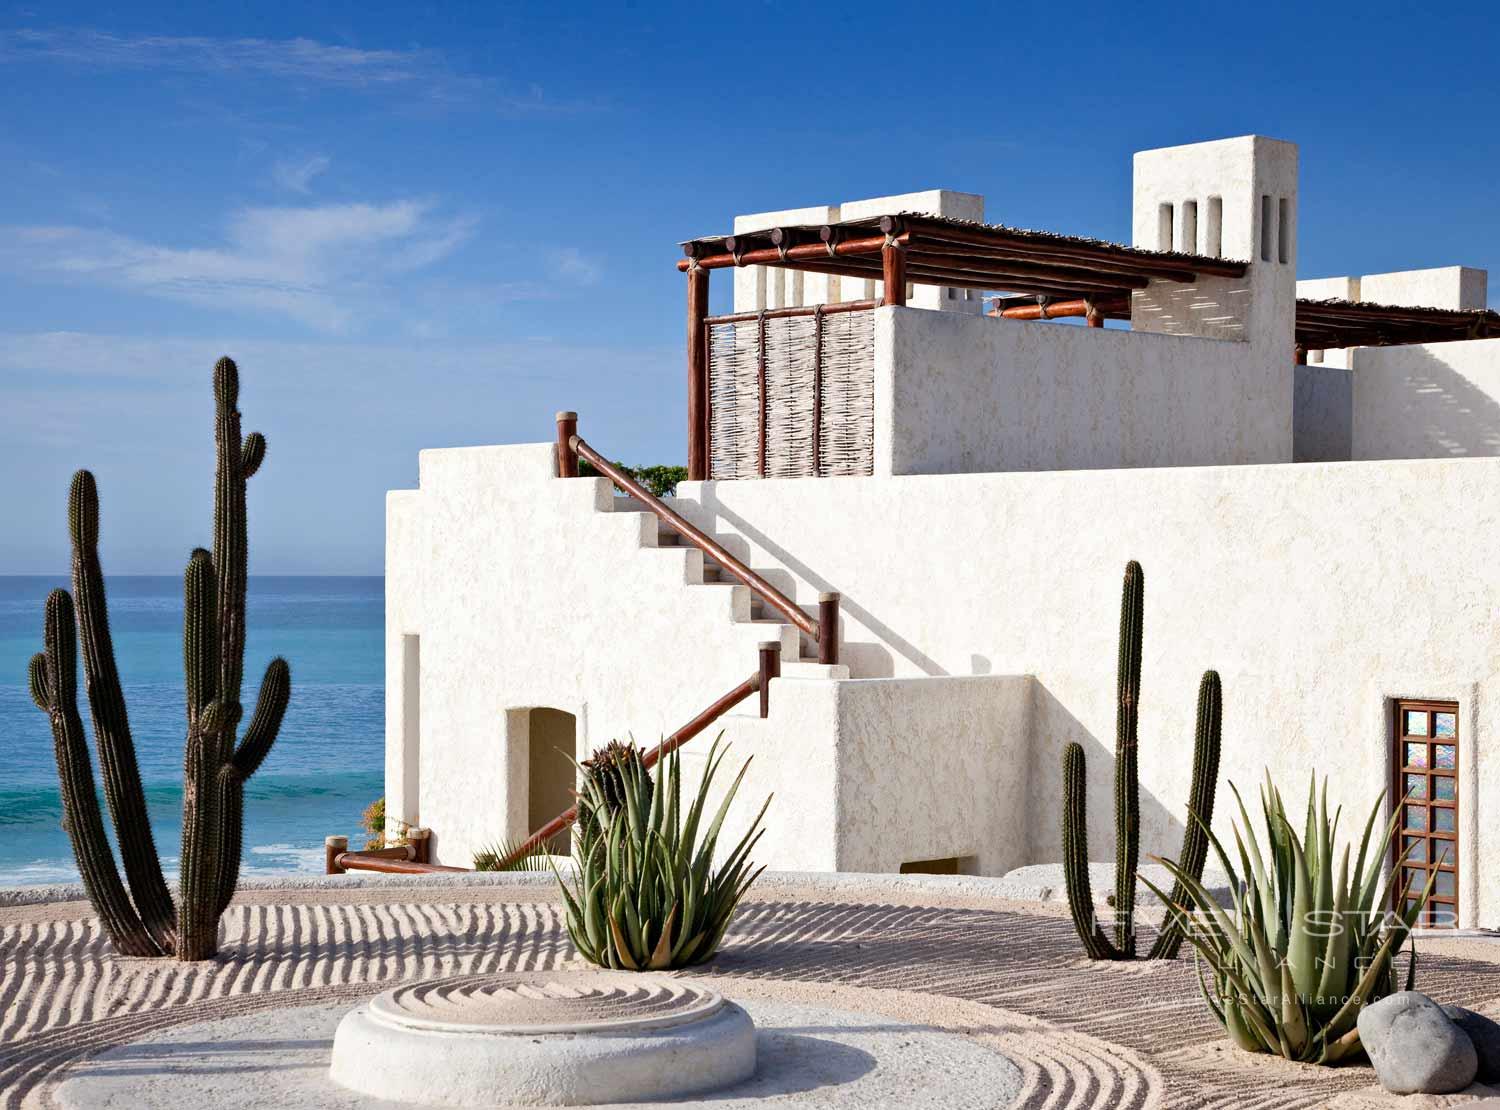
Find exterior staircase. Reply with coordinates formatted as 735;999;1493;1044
606;494;850;680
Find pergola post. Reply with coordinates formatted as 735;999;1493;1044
881;241;907;307
686;261;710;481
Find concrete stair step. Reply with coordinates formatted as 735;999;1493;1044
779;661;850;679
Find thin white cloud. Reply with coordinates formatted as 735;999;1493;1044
1;28;446;88
271;154;332;194
546;246;603;286
0;29;598;114
0;201;477;331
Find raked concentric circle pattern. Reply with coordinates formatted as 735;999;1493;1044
330;970;756;1106
366;971;726;1034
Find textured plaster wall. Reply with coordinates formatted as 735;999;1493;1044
387;444;808;868
1350;339;1500;459
678;674;1033;876
876;306;1291;474
1293;364;1352;462
672;456;1500;927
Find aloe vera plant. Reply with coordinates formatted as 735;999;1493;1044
557;735;769;970
1143;774;1436;1064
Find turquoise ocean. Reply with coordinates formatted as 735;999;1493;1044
0;576;383;887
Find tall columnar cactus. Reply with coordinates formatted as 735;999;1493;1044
1146;670;1222;959
27;357;290;961
1060;561;1222;961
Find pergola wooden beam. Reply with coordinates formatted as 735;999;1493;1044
678;213;1251;296
1295;299;1500;350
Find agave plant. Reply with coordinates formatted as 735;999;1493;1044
1143;774;1436;1064
473;836;556;872
557;735;769;970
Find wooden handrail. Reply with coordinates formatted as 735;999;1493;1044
498;659;771;868
334;855;470;875
568;431;826;644
704;299;878;327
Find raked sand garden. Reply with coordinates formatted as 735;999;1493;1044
5;871;1500;1109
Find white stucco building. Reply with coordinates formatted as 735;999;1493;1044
385;135;1500;929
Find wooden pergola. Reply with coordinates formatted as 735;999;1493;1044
1295;298;1500;355
676;213;1250;479
676;211;1500;477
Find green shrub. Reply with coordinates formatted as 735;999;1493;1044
1144;774;1435;1064
557;735;768;970
361;796;409;851
578;459;688;498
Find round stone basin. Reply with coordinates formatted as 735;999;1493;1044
330;971;756;1106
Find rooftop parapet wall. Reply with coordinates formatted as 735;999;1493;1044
873;304;1292;475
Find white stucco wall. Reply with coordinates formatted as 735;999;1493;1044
391;441;1500;926
1350;339;1500;459
665;456;1500;927
875;305;1292;474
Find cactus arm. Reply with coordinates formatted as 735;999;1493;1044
35;590;161;957
1114;561;1144;958
213;657;290;914
1063;742;1123;960
240;432;266;479
1148;669;1223;960
230;658;290;779
67;470;179;953
27;652;50;709
178;549;222;961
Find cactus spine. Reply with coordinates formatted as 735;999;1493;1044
28;357;290;961
1060;561;1222;961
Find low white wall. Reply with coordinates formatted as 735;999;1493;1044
1351;339;1500;459
875;306;1293;474
680;674;1033;877
676;456;1500;927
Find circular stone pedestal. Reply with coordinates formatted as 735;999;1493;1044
330;972;756;1106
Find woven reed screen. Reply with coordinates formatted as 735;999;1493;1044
707;307;875;480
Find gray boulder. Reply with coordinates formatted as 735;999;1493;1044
1358;991;1477;1095
1443;1004;1500;1085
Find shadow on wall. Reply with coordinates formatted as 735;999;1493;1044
1358;345;1500;459
1027;681;1187;868
694;487;941;679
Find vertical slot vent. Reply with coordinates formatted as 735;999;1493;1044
1181;200;1199;254
1206;196;1223;258
1260;195;1272;262
1278;197;1291;264
1158;203;1174;252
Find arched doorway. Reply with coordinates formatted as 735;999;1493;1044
527;708;576;855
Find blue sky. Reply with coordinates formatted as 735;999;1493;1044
2;2;1497;574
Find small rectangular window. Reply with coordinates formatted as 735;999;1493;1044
1277;197;1291;264
1206;196;1223;258
1260;195;1273;262
1158;203;1174;251
1393;699;1460;928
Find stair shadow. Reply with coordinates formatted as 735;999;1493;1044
692;490;941;678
